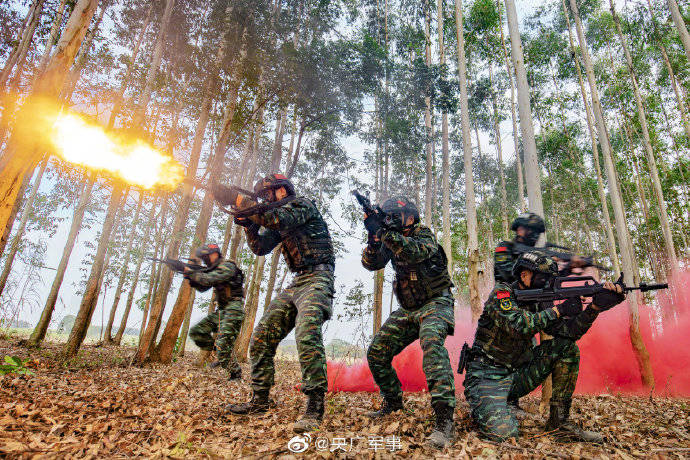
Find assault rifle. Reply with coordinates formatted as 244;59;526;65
148;257;204;274
183;178;272;217
512;241;611;272
352;190;398;233
149;257;212;291
514;275;668;304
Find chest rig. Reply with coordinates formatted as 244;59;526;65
390;233;452;310
279;198;335;273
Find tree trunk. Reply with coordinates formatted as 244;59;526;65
63;184;123;357
561;0;620;273
262;249;282;311
0;0;45;88
437;0;452;273
454;0;481;320
504;0;544;216
133;0;174;126
104;193;144;343
610;1;678;272
177;289;195;357
113;199;158;345
235;256;266;362
488;59;509;239
0;0;100;241
569;0;654;389
498;2;524;211
667;0;690;63
424;2;434;226
28;173;95;346
0;158;48;298
35;0;69;77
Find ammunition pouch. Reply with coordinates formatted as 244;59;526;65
280;229;334;273
392;244;452;311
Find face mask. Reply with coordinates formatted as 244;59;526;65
523;231;539;246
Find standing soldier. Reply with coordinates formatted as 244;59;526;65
186;244;245;380
464;252;625;442
361;197;456;449
214;174;335;434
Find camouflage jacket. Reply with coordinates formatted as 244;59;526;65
472;281;599;368
245;196;335;273
187;259;244;308
362;224;452;310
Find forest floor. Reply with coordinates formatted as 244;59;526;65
0;338;689;459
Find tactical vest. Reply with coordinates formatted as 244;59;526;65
279;199;335;273
472;282;535;368
189;260;245;307
391;238;452;310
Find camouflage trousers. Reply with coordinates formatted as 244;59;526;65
367;293;455;407
463;337;580;441
250;271;335;394
190;300;244;375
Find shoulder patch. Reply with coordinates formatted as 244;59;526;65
496;291;510;299
496;246;508;252
500;299;513;311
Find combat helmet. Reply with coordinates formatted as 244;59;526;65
253;173;295;200
512;251;558;288
511;212;545;246
195;243;222;266
381;196;420;226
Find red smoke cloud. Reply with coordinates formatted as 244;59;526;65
327;269;690;397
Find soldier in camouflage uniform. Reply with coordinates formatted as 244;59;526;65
186;243;245;380
464;252;625;442
494;213;546;283
361;197;456;449
216;174;335;434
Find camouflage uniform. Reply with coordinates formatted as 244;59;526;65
463;281;600;441
364;225;455;407
244;196;335;394
188;260;245;374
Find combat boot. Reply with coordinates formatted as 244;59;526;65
508;398;532;419
293;391;325;433
209;361;222;369
545;399;603;443
226;390;270;414
228;368;242;381
426;402;455;449
366;396;403;418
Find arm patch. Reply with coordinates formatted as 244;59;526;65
496;290;510;299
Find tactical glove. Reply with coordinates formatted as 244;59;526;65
364;212;384;235
555;297;583;317
592;289;625;311
367;232;382;249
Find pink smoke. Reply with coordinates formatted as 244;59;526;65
326;269;690;397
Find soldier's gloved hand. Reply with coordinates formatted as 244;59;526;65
593;281;625;311
364;212;383;235
212;184;239;207
367;232;381;249
555;297;583;317
234;216;253;228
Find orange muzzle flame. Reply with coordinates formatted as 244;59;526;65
49;113;184;189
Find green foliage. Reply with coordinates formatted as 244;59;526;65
0;356;34;375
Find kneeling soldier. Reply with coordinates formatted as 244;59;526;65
362;197;456;449
464;252;624;442
187;243;245;380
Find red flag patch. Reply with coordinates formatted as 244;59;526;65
397;200;406;206
496;246;508;252
274;174;287;179
496;291;510;299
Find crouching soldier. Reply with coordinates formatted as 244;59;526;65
187;243;245;380
361;197;456;449
464;252;625;442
